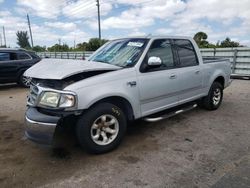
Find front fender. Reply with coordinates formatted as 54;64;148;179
76;86;141;119
65;68;141;118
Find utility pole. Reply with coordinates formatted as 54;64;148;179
96;0;101;40
27;14;34;48
2;26;6;47
0;33;2;47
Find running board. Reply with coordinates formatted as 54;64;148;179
143;104;197;122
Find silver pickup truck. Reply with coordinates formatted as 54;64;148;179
24;36;231;154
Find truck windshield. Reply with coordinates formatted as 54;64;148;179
89;38;149;67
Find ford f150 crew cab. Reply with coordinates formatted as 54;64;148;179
24;36;231;154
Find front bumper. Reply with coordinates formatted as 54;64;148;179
25;107;61;145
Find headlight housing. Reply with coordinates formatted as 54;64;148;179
39;91;76;109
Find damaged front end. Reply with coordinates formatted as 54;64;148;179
30;70;114;90
25;69;116;146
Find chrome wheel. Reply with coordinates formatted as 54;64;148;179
22;75;32;87
213;88;221;106
90;114;119;146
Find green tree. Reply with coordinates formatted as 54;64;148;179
193;31;209;48
219;37;240;47
32;45;46;52
16;31;31;49
75;42;88;51
86;38;108;51
47;43;69;52
47;38;109;52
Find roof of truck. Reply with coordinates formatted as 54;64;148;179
116;35;193;40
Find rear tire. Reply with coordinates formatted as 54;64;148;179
200;82;223;110
76;103;127;154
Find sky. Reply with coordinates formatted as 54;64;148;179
0;0;250;48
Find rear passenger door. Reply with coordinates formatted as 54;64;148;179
173;39;203;103
0;51;32;82
0;52;19;82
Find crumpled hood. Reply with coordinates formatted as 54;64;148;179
24;58;121;80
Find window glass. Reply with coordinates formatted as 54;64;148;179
174;39;198;67
89;38;149;67
147;39;174;69
9;53;18;60
0;52;10;61
18;52;31;60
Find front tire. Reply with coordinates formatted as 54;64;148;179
76;103;127;154
18;72;31;88
200;82;223;110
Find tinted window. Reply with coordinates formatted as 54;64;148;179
0;52;10;61
174;39;198;67
10;53;18;60
18;52;31;60
147;39;174;69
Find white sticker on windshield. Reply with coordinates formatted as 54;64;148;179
127;42;144;47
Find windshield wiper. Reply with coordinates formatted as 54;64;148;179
94;59;107;63
94;60;123;68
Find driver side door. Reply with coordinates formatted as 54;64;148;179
137;39;181;116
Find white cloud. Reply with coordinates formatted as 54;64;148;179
16;0;66;19
156;28;174;35
115;0;151;5
170;0;250;27
0;12;28;47
62;0;112;19
0;11;90;47
128;29;146;37
2;0;250;47
240;39;250;46
61;29;90;44
95;0;185;30
102;15;154;30
0;0;4;4
129;0;186;20
44;22;77;31
167;0;250;45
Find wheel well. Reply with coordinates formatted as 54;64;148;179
91;96;134;121
214;76;225;88
17;69;27;79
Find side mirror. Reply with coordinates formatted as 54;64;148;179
148;56;162;67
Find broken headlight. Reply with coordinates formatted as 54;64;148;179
39;91;76;108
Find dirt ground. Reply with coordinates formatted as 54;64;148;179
0;80;250;188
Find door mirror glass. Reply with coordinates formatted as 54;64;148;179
148;56;162;67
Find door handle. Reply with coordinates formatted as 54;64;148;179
169;74;177;79
195;70;200;74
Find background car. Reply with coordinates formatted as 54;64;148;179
0;48;41;87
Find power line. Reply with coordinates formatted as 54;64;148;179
12;0;156;43
27;1;95;23
24;0;153;24
20;0;154;28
